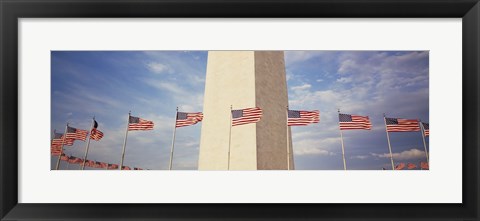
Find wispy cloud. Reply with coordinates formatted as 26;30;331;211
371;148;426;161
350;155;370;160
146;62;172;74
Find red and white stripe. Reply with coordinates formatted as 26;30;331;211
52;137;74;146
339;115;371;130
176;112;203;128
128;118;154;131
66;128;88;141
287;110;320;126
386;118;420;132
407;163;417;169
90;128;104;141
420;162;429;170
231;107;263;126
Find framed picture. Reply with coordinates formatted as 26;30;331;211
1;0;479;220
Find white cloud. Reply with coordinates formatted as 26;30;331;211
336;77;352;83
143;80;184;95
350;155;369;160
295;147;335;156
146;62;171;74
371;148;426;160
291;83;311;91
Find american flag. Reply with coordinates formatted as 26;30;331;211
128;116;154;131
231;107;263;126
60;154;69;161
93;161;103;168
108;164;119;170
51;145;62;155
99;162;108;169
176;112;203;128
66;126;88;141
385;118;420;132
287;110;320;126
51;149;61;156
420;162;429;170
90;120;104;141
339;113;371;130
68;156;83;164
422;122;429;137
407;163;417;169
52;132;74;146
395;163;406;170
85;160;95;167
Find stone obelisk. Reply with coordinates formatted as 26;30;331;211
198;51;293;170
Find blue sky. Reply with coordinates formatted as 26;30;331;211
51;51;429;170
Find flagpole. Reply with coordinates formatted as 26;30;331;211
286;106;290;170
119;112;130;170
55;123;68;170
419;120;429;163
81;117;95;170
227;105;232;170
338;109;347;170
168;107;178;170
383;114;395;170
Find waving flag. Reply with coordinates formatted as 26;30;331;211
231;107;262;126
287;110;320;126
128;116;154;131
421;162;429;170
60;154;69;161
107;164;119;170
395;163;406;170
84;160;95;167
66;126;88;141
385;118;420;132
90;120;104;141
51;132;64;147
51;145;62;156
176;112;203;128
68;156;83;164
339;113;371;130
422;122;429;137
52;132;74;146
51;148;62;156
99;162;108;169
407;163;417;169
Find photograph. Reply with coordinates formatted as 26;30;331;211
3;0;477;219
51;50;429;171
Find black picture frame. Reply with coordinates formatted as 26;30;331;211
1;0;479;220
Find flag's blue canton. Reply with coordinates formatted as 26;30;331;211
54;133;63;139
288;110;301;118
67;126;76;133
129;116;140;123
385;118;399;125
339;113;353;122
232;110;243;118
422;122;429;129
177;112;188;120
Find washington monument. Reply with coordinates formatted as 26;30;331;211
198;51;293;170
